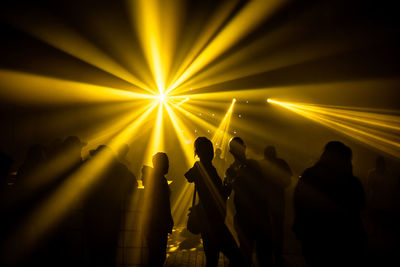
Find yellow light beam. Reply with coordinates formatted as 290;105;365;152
164;102;196;166
0;70;154;105
142;102;165;167
129;0;182;94
212;98;236;158
168;101;219;134
166;0;240;89
166;0;287;94
3;11;153;93
268;99;400;158
297;105;400;132
179;25;357;92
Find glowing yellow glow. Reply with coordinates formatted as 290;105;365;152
158;93;166;103
167;0;286;94
164;103;195;166
142;103;165;166
3;12;153;93
0;70;154;104
212;99;236;158
269;99;400;158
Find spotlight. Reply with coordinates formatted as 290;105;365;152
267;98;271;103
233;98;237;103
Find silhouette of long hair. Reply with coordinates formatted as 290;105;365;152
318;141;353;175
194;137;214;163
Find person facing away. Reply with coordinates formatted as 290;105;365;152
293;141;366;267
259;145;292;267
83;145;137;267
224;137;272;267
144;152;173;267
185;137;242;267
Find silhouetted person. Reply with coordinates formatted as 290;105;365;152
293;141;366;267
225;137;272;267
144;152;173;267
260;145;292;266
83;145;137;267
213;148;226;178
185;137;242;267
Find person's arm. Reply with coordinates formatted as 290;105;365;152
185;163;199;183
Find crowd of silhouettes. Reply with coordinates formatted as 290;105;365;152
0;134;399;267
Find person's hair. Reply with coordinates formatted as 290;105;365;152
152;152;169;175
319;141;352;175
229;136;246;159
194;137;214;163
230;137;245;147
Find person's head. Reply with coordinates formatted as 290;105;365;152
215;148;222;158
264;145;276;160
375;156;385;172
229;137;246;160
319;141;352;174
152;152;169;175
194;137;214;163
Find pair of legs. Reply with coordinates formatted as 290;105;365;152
235;216;273;267
201;221;242;267
146;230;168;267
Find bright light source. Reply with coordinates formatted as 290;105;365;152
158;93;166;102
267;98;271;103
233;98;237;103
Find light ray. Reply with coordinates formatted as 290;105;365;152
164;103;196;166
0;70;154;105
3;11;153;93
167;0;287;94
268;99;400;158
142;102;165;167
212;98;236;158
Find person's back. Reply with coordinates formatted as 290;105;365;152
186;160;227;225
144;152;173;267
293;141;366;267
